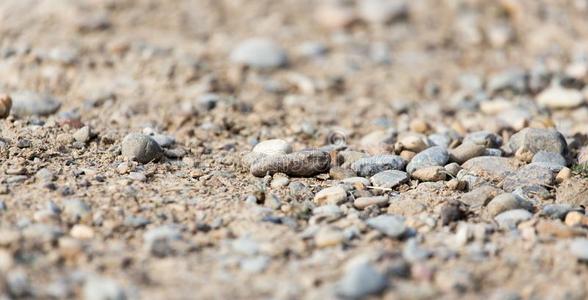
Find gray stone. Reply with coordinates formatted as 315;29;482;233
570;238;588;261
240;255;270;273
250;150;330;177
121;133;163;164
486;193;533;217
449;143;486;164
63;199;91;222
10;91;61;117
143;225;182;257
542;204;573;220
502;164;554;192
6;270;30;298
484;148;503;156
151;133;175;148
463;131;502;148
73;126;92;143
351;155;407;177
366;214;406;238
369;170;409;189
402;238;432;263
460;185;501;209
336;259;388;299
494;209;533;229
487;68;527;94
506;128;568;155
462;157;516;180
406;146;449;174
428;133;453;148
532;151;567;166
230;38;287;69
83;276;127;300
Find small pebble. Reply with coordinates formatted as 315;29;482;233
230;38;287;69
486;193;533;217
83;276;127;300
314;186;347;205
406;146;449;174
121;133;164;164
369;170;409;189
536;85;584;109
411;166;446;182
0;94;12;118
570;238;588;260
250;150;330;177
366;214;406;238
253;139;292;156
336;258;388;299
351;155;407;177
10;91;61;117
354;196;389;209
494;209;533;229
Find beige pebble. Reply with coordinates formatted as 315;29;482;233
409;119;430;133
556;167;572;183
315;227;345;248
0;94;12;118
313;186;347;205
565;211;588;227
353;196;389;209
70;224;95;240
411;166;446;182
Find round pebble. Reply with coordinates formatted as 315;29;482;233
121;133;164;164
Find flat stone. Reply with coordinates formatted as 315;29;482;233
449;143;486;164
351;155;406;177
506;128;568;156
250;150;331;177
486;193;533;217
532;151;567;166
11;91;61;117
537;85;584;109
502;164;554;192
462;156;516;180
230;38;287;69
411;166;446;182
354;196;389;209
494;209;533;229
369;170;409;189
314;186;347;205
366;214;406;238
406;146;449;174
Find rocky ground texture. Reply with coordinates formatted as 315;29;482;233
4;0;588;299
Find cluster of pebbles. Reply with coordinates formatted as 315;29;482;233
4;0;588;299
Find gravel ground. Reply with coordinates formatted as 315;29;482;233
3;0;588;299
